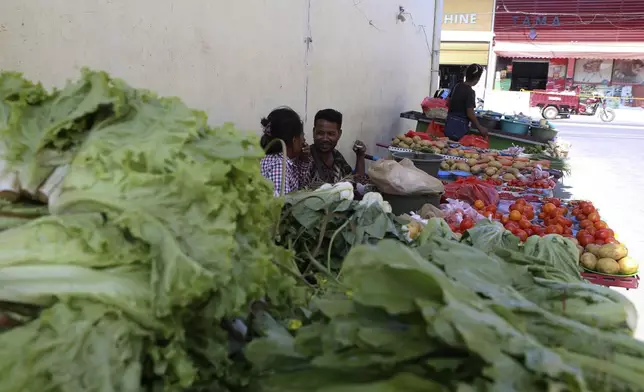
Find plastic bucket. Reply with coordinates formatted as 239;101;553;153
391;152;443;178
530;127;558;142
382;192;442;215
500;119;530;136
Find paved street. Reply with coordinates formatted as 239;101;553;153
552;119;644;340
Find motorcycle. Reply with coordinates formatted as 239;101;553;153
578;96;616;123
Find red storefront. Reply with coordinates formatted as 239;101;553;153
492;0;644;107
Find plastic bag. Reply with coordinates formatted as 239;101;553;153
427;121;445;138
459;135;489;149
440;198;486;226
404;131;432;141
368;158;444;196
443;177;499;206
421;97;447;112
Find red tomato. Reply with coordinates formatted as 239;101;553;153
587;212;600;223
578;234;594;247
545;226;559;234
516;199;527;206
460;218;475;231
509;203;520;212
605;237;619;244
556;207;568;216
576;214;588;221
501;215;510;224
538;212;546;220
515;229;529;242
594;221;608;230
582;205;595;215
485;205;497;214
564;228;573;235
586;226;597;236
605;229;615;238
542;203;556;214
595;229;611;240
579;219;594;229
505;222;519;232
519;219;532;230
473;200;485;210
524;210;535;220
595;239;605;245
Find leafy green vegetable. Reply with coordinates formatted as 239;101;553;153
460;220;521;255
276;187;402;276
249;235;644;391
0;70;306;391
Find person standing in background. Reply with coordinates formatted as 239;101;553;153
259;107;311;196
444;64;489;142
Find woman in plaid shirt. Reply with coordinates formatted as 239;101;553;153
259;107;312;196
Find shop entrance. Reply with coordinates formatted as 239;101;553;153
510;61;548;91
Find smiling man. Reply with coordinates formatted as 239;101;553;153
309;109;367;185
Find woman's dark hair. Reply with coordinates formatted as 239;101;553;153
465;64;484;82
260;107;304;155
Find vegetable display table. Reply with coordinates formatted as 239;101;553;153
400;111;549;150
581;272;639;290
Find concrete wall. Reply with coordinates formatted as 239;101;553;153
0;0;436;159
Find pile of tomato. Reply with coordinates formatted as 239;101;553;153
497;199;543;242
537;198;574;237
571;200;618;246
506;178;557;189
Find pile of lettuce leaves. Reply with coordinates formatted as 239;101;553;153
0;70;306;391
247;220;644;392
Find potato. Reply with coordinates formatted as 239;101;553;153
467;159;478;167
585;244;601;257
404;137;414;145
576;245;585;259
472;153;480;159
596;258;620;274
435;141;446;149
580;253;598;270
398;142;409;148
420;140;431;147
440;161;450;170
598;244;628;260
470;164;485;174
431;147;442;154
412;136;422;143
502;173;516;181
454;162;471;172
488;161;503;169
478;156;492;163
485;167;498;176
512;162;527;170
618;257;639;275
392;138;400;146
507;167;520;176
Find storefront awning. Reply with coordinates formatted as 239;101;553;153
440;42;490;65
494;42;644;60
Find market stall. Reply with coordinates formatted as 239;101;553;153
400;110;557;150
374;134;638;290
0;70;642;392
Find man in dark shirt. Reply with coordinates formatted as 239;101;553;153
444;64;488;141
309;109;367;185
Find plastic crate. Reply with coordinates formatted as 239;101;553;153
581;272;639;290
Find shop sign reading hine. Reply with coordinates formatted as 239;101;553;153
444;13;478;25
